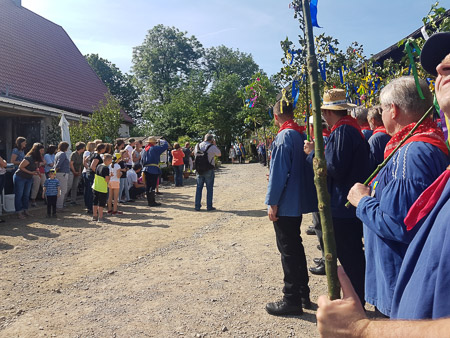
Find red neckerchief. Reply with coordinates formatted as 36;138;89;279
145;143;154;152
384;118;448;159
330;116;364;139
322;128;331;138
404;166;450;230
278;119;306;134
360;123;371;131
372;126;387;135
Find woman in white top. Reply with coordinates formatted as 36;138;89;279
107;155;122;215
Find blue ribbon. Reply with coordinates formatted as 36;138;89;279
328;45;335;55
292;80;300;108
288;49;301;65
339;67;344;84
310;0;322;28
268;108;273;119
318;60;327;82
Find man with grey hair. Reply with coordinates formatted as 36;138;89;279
347;76;449;317
194;134;221;211
353;106;372;140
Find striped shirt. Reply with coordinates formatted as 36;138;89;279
44;178;60;196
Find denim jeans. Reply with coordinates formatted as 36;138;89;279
119;177;130;201
173;165;183;186
83;172;94;211
13;174;33;212
195;170;215;210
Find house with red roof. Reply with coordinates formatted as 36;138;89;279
0;0;133;161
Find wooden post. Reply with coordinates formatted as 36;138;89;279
302;0;340;300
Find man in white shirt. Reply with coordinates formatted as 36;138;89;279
127;163;146;200
124;138;136;169
194;134;221;211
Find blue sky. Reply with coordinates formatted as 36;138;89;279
22;0;447;76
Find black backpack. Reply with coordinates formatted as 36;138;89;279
194;144;214;174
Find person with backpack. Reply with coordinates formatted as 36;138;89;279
194;134;221;211
141;136;168;207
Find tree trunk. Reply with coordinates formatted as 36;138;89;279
302;0;340;300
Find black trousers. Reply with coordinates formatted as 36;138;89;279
312;212;324;257
273;216;310;304
46;195;57;215
143;172;158;195
333;217;366;306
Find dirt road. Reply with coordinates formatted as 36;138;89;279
0;163;329;337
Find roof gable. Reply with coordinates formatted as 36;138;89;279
0;0;133;123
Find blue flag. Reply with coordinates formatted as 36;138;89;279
310;0;322;28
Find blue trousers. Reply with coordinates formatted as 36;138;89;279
195;170;215;210
13;174;33;212
173;165;183;186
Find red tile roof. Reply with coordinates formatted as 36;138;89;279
0;0;133;123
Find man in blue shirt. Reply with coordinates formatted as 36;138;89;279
142;137;168;207
265;99;317;316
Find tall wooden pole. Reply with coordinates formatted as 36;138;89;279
302;0;340;300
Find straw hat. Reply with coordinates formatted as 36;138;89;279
147;136;157;144
321;89;356;111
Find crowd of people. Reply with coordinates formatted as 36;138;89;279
265;32;450;337
0;134;222;222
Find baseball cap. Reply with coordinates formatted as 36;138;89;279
420;32;450;76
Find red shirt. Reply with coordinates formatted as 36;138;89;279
172;149;185;166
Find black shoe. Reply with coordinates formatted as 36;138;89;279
149;202;161;207
207;207;216;211
265;300;303;316
313;257;323;265
309;261;326;275
301;297;312;310
156;192;163;195
306;226;316;235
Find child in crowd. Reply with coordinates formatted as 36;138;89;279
92;154;112;222
107;155;122;215
42;169;60;218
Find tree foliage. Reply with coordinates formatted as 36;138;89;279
85;53;140;119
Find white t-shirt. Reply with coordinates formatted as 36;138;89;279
82;150;90;173
127;169;138;188
125;144;134;166
109;163;121;182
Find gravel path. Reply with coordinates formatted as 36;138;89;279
0;163;330;337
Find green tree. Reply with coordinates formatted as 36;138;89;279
70;94;123;145
85;54;140;119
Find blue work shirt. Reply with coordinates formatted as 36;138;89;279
308;124;370;218
391;172;450;320
142;140;168;175
368;132;391;172
357;141;449;316
265;129;317;217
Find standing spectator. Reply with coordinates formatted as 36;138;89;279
13;143;43;219
142;137;168;207
44;145;57;178
125;138;135;169
67;142;85;205
127;163;146;200
54;141;70;211
85;143;106;214
265;100;317;316
172;143;185;187
0;155;7;223
367;105;391;172
30;146;46;207
229;145;236;164
239;143;246;163
82;142;95;212
42;169;60;218
235;144;242;163
92;154;112;222
304;88;370;306
353;106;373;141
10;137;26;168
107;155;122;215
117;149;132;203
182;142;191;172
257;142;266;165
194;134;221;211
132;140;143;166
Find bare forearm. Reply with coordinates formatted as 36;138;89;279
358;318;450;338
